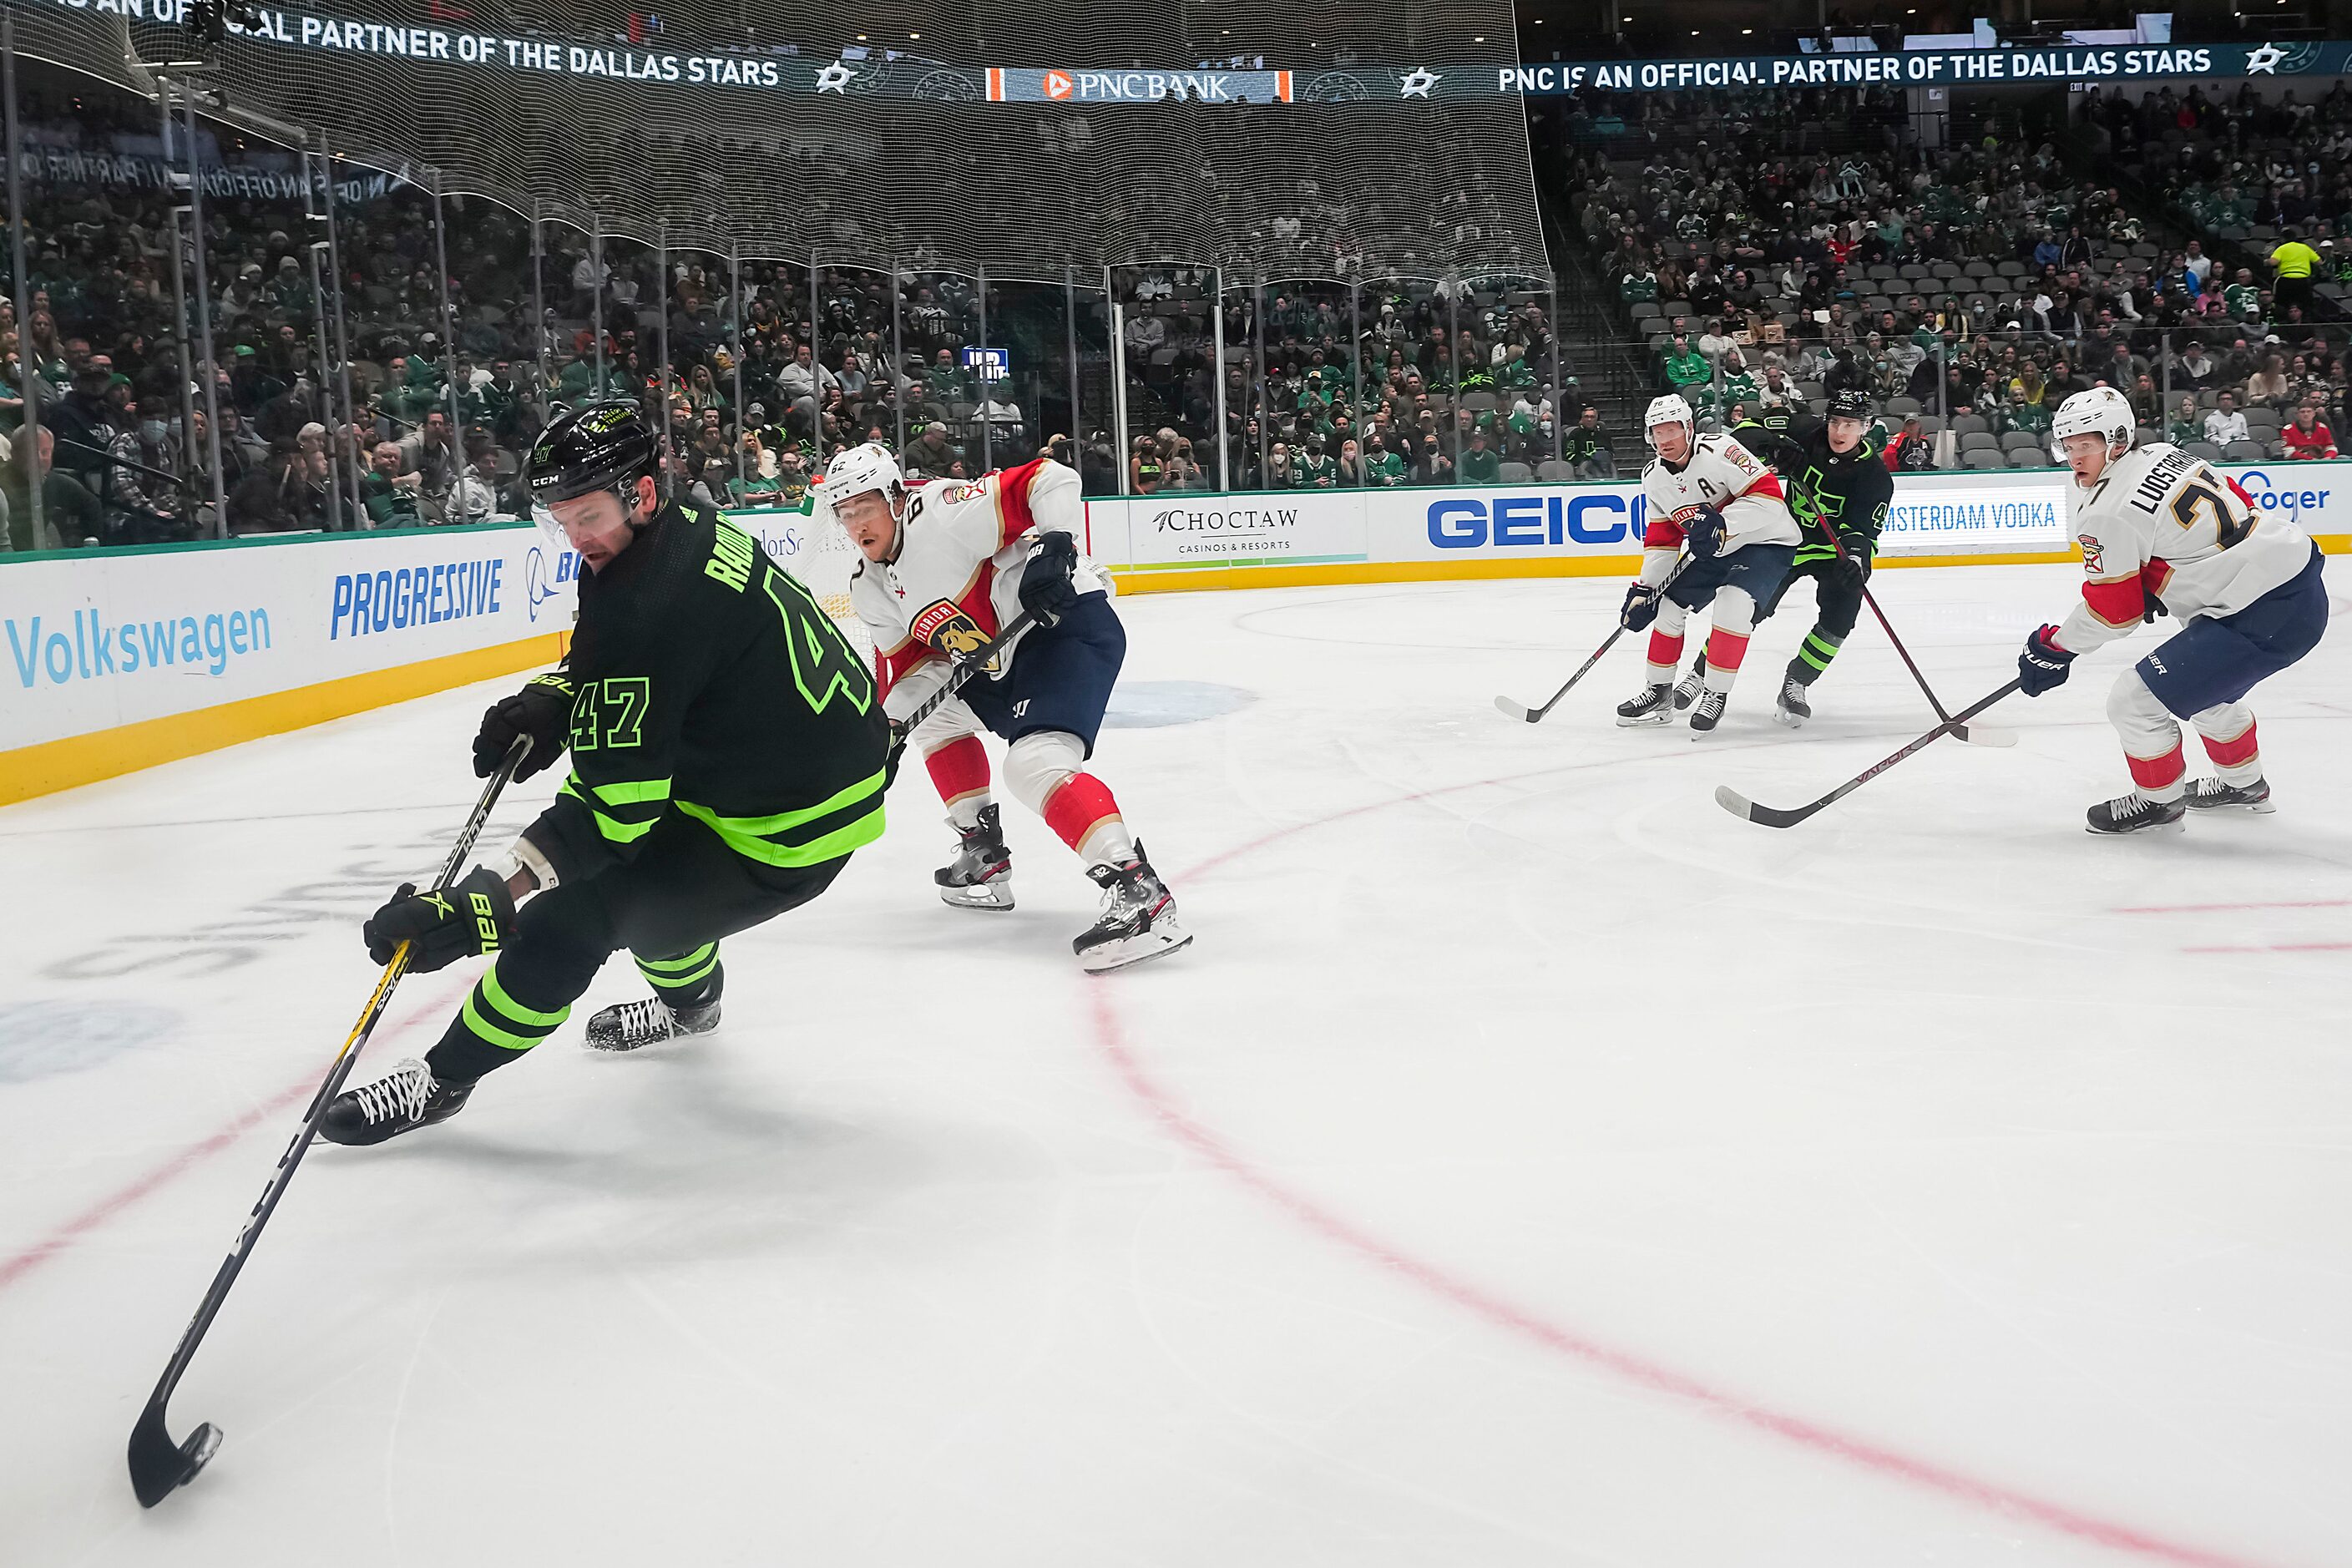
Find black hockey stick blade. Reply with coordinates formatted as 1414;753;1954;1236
128;1406;221;1508
125;736;529;1508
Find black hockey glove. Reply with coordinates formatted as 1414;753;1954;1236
2016;625;2076;697
363;867;516;973
1831;535;1873;589
473;672;572;781
1684;505;1728;559
1621;581;1663;633
1019;530;1080;624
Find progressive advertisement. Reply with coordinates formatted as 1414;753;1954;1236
0;524;575;755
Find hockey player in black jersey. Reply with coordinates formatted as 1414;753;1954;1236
1696;387;1896;726
321;402;891;1146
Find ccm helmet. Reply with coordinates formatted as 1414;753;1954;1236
527;400;660;547
1825;387;1874;423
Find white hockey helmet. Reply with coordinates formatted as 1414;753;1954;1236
2050;386;2136;467
817;440;907;524
1644;392;1695;448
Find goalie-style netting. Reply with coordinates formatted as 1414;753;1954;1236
12;0;1548;285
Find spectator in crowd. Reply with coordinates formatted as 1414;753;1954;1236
1564;405;1612;479
361;440;424;528
900;422;962;482
2166;395;2203;446
1128;434;1165;494
1458;427;1502;485
2281;402;2339;459
2203;390;2251;448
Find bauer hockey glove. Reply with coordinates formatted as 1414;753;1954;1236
363;867;517;973
1019;530;1081;623
2016;625;2076;697
473;673;572;781
1683;505;1728;559
1621;581;1663;633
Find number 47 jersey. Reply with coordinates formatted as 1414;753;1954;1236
524;498;892;885
2058;442;2314;655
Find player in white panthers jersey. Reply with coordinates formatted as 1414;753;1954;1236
1616;394;1803;731
827;442;1191;971
2017;386;2326;833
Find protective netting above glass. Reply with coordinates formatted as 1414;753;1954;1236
12;0;1550;283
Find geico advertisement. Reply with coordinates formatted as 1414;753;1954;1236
1;524;573;753
1091;471;2111;569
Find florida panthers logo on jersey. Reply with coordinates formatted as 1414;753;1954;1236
911;599;994;658
933;482;986;506
2076;534;2106;573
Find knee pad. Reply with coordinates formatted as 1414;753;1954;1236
911;696;984;752
1712;585;1758;637
2107;667;2183;753
1004;730;1087;817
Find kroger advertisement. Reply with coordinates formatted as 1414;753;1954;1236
1086;461;2352;574
0;524;577;755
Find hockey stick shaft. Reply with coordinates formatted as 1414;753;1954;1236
1727;679;2020;827
1501;553;1690;723
128;736;532;1507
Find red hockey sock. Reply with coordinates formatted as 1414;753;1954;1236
924;736;991;817
2126;741;2187;796
2201;720;2258;771
1646;630;1685;676
1043;773;1132;865
1704;628;1750;671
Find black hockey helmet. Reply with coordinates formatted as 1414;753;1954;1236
528;400;659;508
1826;387;1873;423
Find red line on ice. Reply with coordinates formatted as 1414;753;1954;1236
2183;942;2352;953
1084;764;2270;1568
2119;899;2352;914
0;980;460;1295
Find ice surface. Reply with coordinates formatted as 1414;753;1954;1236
3;563;2348;1567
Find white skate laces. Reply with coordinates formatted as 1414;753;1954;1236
608;997;677;1047
349;1060;435;1125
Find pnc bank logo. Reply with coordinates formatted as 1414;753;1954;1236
1044;70;1074;99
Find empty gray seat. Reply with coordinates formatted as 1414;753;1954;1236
1535;459;1575;482
1965;451;2008;470
2183;442;2224;462
2223;441;2269;463
1498;461;1534;482
1960;431;2000;453
2010;451;2047;469
2001;430;2043;451
1951;414;1990;438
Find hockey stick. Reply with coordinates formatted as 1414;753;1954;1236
1714;679;2020;829
889;606;1043;741
127;736;533;1508
1495;554;1691;724
1855;577;2016;748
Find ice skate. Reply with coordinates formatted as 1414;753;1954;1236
584;995;721;1052
1688;686;1729;733
1075;842;1191;974
318;1058;473;1146
1774;669;1811;727
2184;776;2274;813
1672;657;1708;711
2086;792;2187;835
935;803;1015;911
1616;683;1676;727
